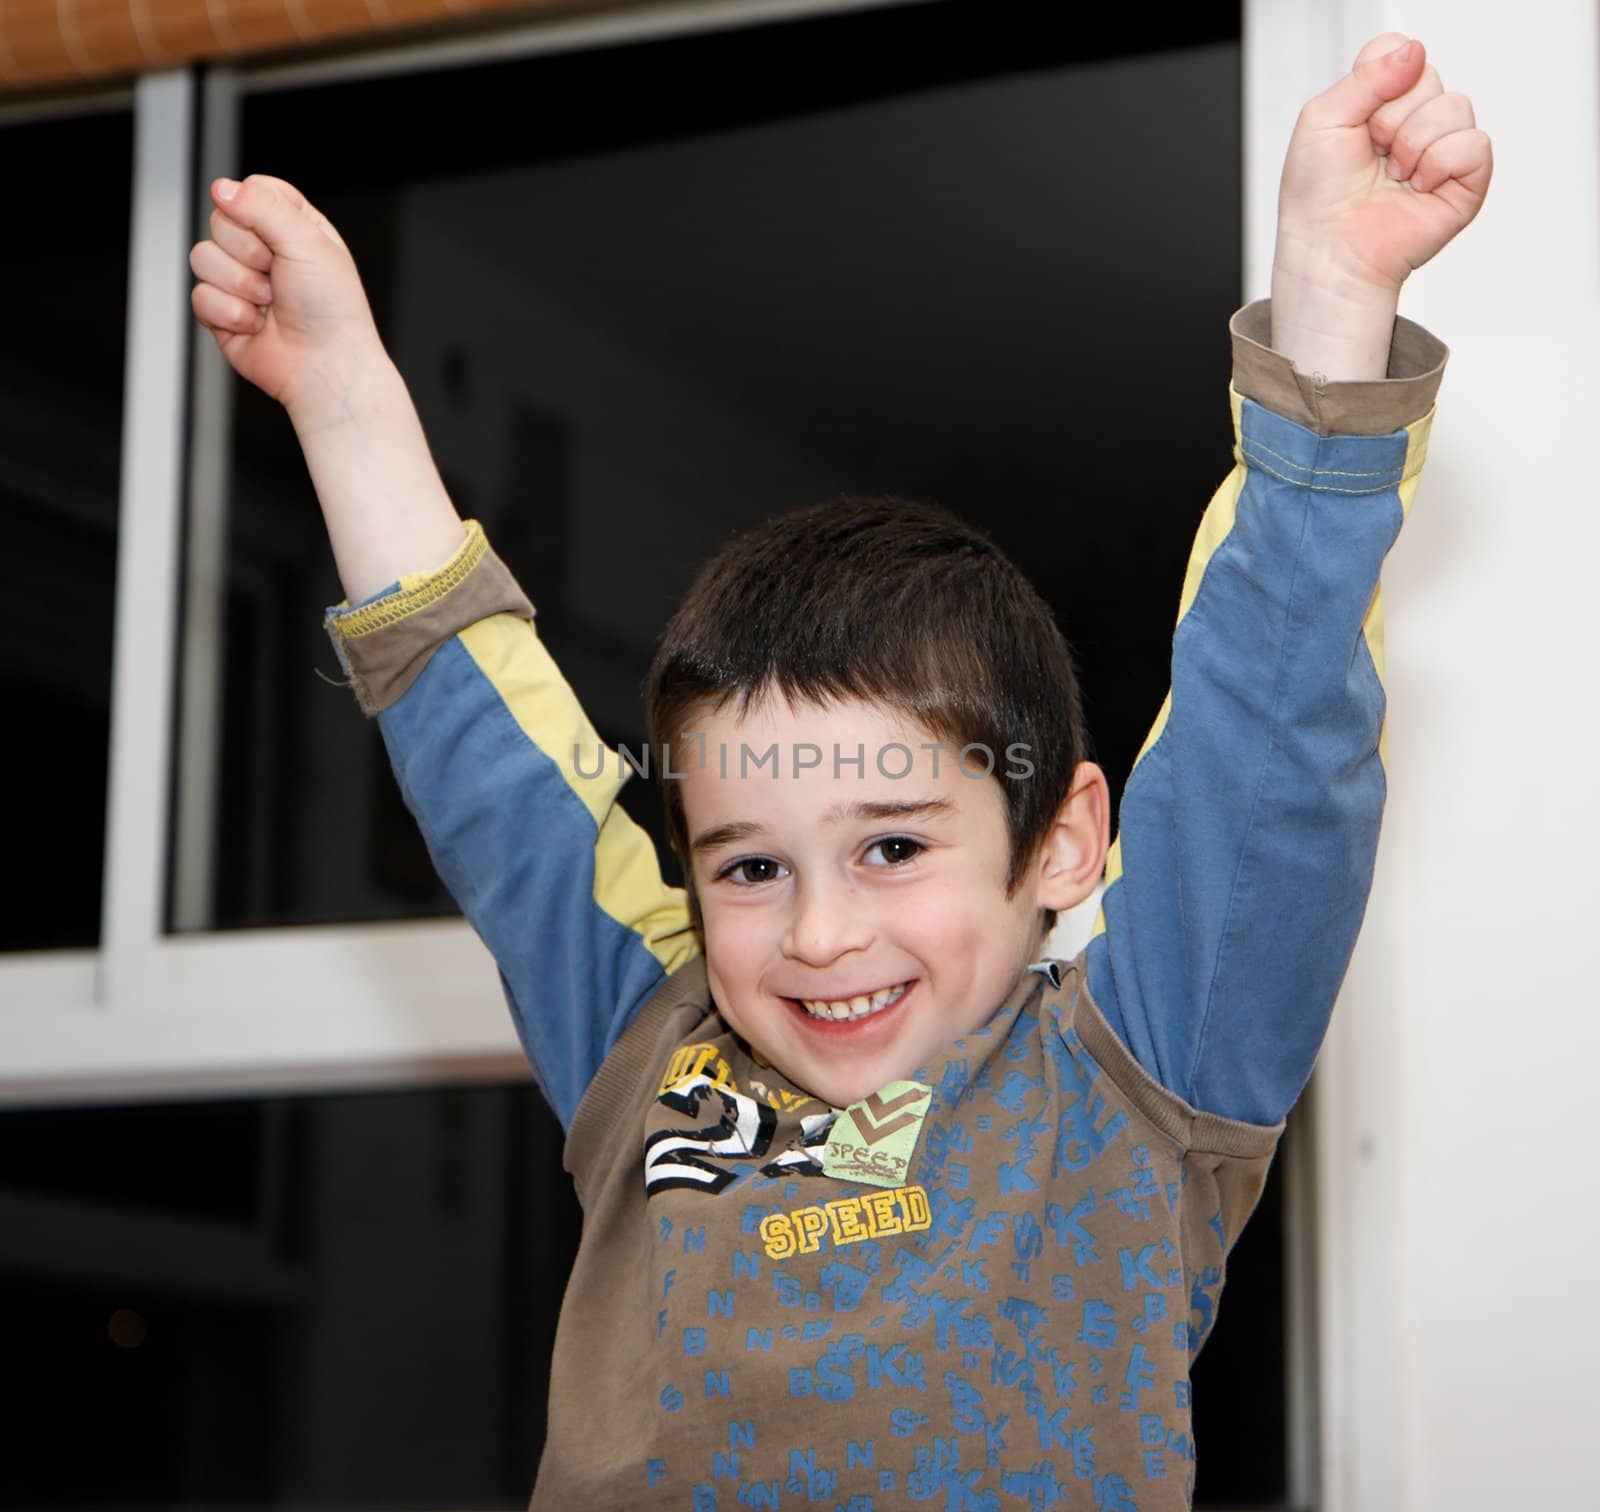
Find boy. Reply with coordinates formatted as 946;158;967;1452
189;32;1489;1508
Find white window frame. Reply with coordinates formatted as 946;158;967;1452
0;68;519;1105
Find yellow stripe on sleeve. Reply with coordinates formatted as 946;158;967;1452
458;613;699;976
1091;411;1251;939
1361;403;1434;774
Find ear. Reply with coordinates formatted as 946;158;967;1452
1031;761;1111;913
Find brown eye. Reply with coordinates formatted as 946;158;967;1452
720;856;788;886
864;836;923;867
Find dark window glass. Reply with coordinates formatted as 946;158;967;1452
1193;1148;1290;1501
0;107;131;950
1;1083;579;1507
181;3;1243;933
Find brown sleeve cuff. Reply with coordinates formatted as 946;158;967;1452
1230;298;1449;437
323;520;535;715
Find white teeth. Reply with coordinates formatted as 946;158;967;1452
799;982;909;1022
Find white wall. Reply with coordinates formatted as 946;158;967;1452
1249;4;1600;1506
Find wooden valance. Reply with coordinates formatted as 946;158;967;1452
1;0;590;94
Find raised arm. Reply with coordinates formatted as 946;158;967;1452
1082;34;1489;1126
190;175;699;1128
1084;304;1443;1126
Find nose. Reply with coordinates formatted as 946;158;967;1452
781;873;873;967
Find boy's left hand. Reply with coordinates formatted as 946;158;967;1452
1272;36;1491;380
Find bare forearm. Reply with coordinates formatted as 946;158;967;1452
1269;260;1399;384
287;342;466;605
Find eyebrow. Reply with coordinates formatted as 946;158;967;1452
689;820;766;855
688;797;956;855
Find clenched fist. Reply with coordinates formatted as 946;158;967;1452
1270;34;1492;382
189;174;387;419
1276;34;1494;302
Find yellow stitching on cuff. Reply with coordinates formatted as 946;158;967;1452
1235;411;1437;496
1238;452;1401;496
1231;383;1436;482
331;521;488;640
1240;435;1399;479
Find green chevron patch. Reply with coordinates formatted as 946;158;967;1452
821;1080;932;1189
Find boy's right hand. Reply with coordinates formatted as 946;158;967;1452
189;175;388;422
190;173;466;604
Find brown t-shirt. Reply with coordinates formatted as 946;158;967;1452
539;951;1278;1509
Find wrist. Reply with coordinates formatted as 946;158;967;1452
1270;257;1400;384
285;341;466;604
284;332;399;437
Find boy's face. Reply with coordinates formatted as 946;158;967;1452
678;693;1090;1110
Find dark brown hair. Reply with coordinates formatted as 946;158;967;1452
644;496;1092;930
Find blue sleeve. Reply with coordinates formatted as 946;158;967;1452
1083;389;1435;1125
326;525;700;1130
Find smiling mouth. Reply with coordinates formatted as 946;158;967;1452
791;981;912;1024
